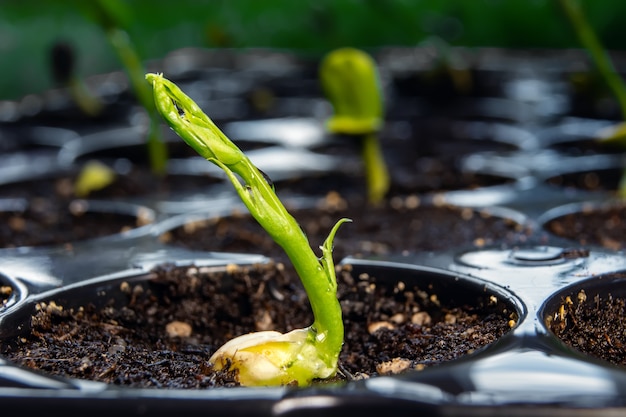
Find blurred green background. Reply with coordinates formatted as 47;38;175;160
3;0;626;100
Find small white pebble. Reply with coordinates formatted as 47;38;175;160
444;313;457;324
166;321;192;338
411;311;432;326
390;313;405;324
376;358;411;375
368;321;395;334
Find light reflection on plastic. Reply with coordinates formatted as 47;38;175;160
0;256;59;286
469;350;616;396
225;118;325;148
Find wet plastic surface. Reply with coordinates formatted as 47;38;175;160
0;47;626;415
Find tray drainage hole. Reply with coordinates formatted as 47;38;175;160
511;246;563;261
507;246;589;266
456;246;589;269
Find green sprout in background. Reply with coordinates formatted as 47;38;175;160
49;39;118;198
146;73;351;387
50;41;104;118
558;0;626;196
319;47;390;205
78;0;168;175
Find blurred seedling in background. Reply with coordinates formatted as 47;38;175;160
558;0;626;196
147;73;351;387
418;36;473;96
49;41;104;118
49;39;118;198
319;47;390;205
75;0;168;175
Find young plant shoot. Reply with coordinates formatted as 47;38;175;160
558;0;626;196
78;0;168;175
146;73;350;387
319;47;390;205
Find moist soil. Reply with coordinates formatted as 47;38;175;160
0;166;223;203
0;199;152;249
0;260;514;388
0;174;521;252
0;146;520;252
305;123;518;198
0;112;521;250
0;163;219;250
545;168;623;193
548;274;626;368
543;203;626;251
160;191;533;262
274;161;512;201
0;186;525;389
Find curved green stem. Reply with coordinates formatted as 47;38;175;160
215;155;347;364
146;73;349;385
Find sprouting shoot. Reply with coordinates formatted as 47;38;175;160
146;73;350;387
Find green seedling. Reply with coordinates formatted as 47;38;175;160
319;47;390;205
558;0;626;196
77;0;168;175
146;73;351;387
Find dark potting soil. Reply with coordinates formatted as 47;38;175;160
0;146;528;251
543;204;626;251
546;137;623;157
274;160;512;200
0;261;514;388
304;123;519;197
0;164;220;249
548;278;626;368
160;192;533;263
545;168;623;193
0;199;153;249
0;167;222;202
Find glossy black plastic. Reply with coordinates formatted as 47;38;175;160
1;47;626;416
